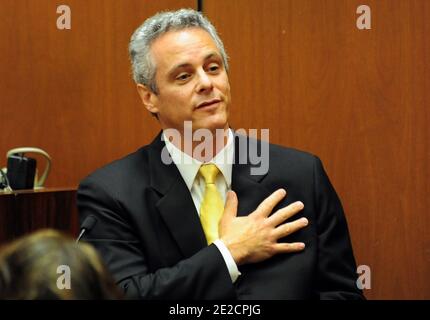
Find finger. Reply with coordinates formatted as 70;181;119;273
221;190;238;224
267;201;304;227
272;242;306;253
273;217;309;239
253;188;287;218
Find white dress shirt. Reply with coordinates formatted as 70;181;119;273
163;129;241;283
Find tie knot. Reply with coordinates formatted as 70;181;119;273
199;164;220;185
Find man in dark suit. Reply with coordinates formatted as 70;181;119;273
77;9;364;299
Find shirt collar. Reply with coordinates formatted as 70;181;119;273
163;129;234;190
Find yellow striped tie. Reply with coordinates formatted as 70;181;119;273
199;164;224;245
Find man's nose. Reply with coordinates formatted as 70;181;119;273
195;69;214;93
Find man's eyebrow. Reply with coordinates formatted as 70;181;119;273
204;52;221;61
167;52;222;77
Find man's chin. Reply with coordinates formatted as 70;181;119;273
193;120;228;132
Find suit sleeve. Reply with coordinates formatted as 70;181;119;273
77;177;236;300
312;156;365;299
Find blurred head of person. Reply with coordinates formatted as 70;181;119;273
0;229;122;299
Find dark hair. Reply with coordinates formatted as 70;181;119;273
0;229;122;299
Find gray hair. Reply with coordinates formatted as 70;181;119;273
129;8;229;94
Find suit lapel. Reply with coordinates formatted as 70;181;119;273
147;132;207;258
232;133;271;217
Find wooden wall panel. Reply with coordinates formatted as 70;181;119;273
204;0;430;299
1;0;429;300
0;0;195;187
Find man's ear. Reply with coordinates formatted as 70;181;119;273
136;84;159;114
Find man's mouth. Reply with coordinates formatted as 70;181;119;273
196;99;221;109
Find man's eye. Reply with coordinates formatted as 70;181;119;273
208;64;219;72
176;73;190;81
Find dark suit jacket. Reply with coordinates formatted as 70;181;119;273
77;132;364;299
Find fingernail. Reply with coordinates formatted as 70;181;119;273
296;201;304;209
279;188;286;196
302;218;308;225
298;243;305;249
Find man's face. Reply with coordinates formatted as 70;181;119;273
142;28;231;133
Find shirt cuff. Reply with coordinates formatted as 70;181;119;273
213;239;241;283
